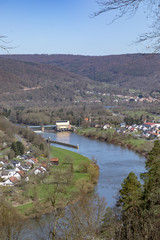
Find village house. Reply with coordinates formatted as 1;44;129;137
0;159;7;165
14;172;21;180
5;176;19;186
50;158;59;165
1;169;16;180
15;166;21;172
143;122;157;129
40;165;47;171
11;160;21;168
0;160;7;170
120;123;126;128
103;124;111;130
26;158;35;165
14;170;25;180
34;167;46;175
41;163;47;168
95;124;102;128
21;164;31;171
31;157;39;164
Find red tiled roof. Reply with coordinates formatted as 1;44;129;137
9;177;19;183
144;122;156;125
31;158;39;163
41;163;47;167
19;170;25;176
50;158;59;162
152;133;158;136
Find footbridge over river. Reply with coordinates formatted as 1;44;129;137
29;125;56;132
29;124;74;132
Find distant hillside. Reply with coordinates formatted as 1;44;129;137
0;57;94;106
2;53;160;92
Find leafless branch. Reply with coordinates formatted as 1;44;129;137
94;0;143;18
93;0;160;51
0;35;14;53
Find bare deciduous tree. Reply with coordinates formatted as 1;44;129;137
95;0;160;51
0;35;13;52
60;194;107;240
34;194;107;240
0;200;26;240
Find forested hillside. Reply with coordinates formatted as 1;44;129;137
1;54;160;107
2;53;160;92
0;57;94;106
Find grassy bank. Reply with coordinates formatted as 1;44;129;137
16;146;99;217
77;128;154;156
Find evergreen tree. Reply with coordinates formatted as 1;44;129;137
141;140;160;239
117;172;142;210
10;141;24;157
10;142;18;157
16;141;24;155
117;172;143;240
101;141;160;239
39;143;44;151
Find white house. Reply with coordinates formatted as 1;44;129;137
15;167;21;172
34;167;46;175
103;124;111;130
11;160;21;168
40;166;46;171
0;160;5;165
14;172;21;180
34;168;42;175
26;159;35;165
4;179;14;186
5;177;19;186
143;122;160;130
1;170;16;180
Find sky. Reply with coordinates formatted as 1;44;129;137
0;0;152;56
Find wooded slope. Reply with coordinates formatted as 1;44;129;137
0;57;92;106
2;53;160;92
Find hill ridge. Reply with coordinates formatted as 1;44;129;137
0;53;160;106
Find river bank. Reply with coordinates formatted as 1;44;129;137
76;128;154;157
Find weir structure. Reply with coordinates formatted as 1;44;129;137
46;138;79;149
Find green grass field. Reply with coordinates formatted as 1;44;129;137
16;146;95;216
50;146;90;167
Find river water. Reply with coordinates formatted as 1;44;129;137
21;131;146;239
40;131;146;207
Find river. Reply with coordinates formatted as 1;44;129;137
40;131;146;207
21;131;146;239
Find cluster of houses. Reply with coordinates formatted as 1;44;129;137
74;99;101;103
118;121;160;139
94;120;160;140
112;94;159;103
0;153;59;187
73;90;160;104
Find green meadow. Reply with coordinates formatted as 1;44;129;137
16;146;98;216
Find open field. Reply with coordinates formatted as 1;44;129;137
16;146;98;217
